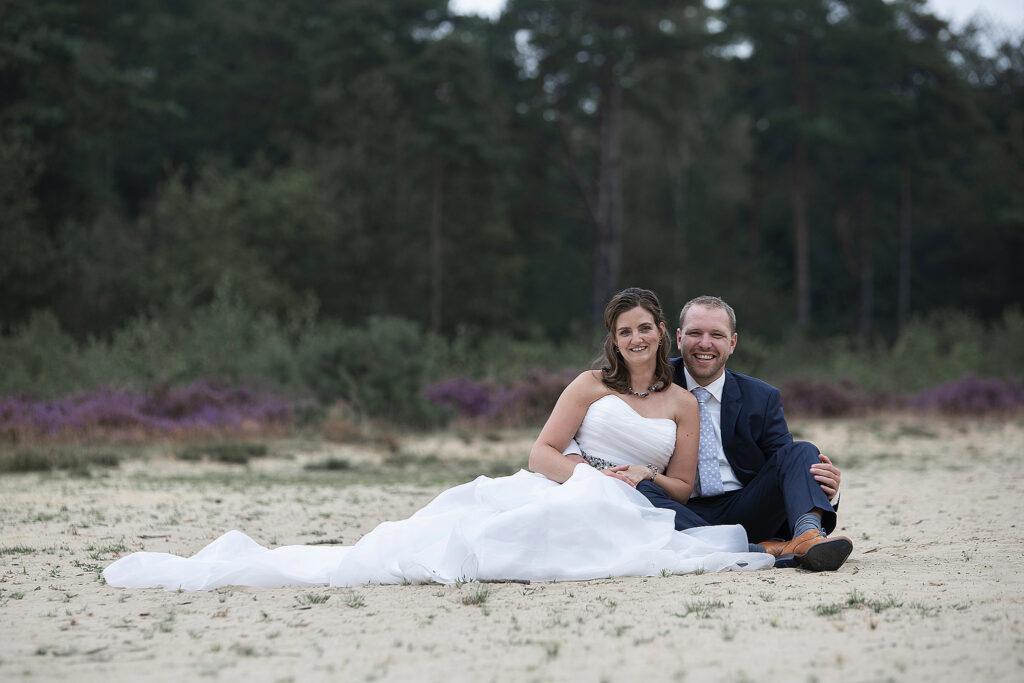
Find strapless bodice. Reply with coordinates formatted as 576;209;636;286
574;395;675;472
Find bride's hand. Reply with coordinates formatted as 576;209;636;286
604;465;650;487
601;466;636;487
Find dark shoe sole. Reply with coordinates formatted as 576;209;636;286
796;538;853;572
774;553;799;569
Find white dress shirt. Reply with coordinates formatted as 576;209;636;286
682;367;743;494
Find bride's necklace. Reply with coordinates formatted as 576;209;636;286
627;383;659;398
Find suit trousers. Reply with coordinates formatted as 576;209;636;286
638;441;837;542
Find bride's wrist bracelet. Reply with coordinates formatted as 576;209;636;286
644;464;659;481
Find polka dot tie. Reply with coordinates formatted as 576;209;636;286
692;387;724;497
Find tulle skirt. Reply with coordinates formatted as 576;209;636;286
103;465;772;590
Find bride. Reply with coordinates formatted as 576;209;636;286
104;288;772;590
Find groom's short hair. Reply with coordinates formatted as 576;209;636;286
679;296;737;335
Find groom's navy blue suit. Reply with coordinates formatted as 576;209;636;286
638;359;838;542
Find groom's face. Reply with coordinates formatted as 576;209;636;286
677;305;737;385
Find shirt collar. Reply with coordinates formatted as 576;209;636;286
682;366;727;403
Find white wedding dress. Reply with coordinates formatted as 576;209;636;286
103;395;772;590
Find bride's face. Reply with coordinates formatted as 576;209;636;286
613;306;662;365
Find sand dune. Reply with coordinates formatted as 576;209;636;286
1;416;1021;682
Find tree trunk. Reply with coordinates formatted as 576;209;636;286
792;32;811;328
430;154;444;333
394;122;408;230
748;162;762;263
858;188;874;346
590;76;623;326
897;163;912;330
667;137;691;306
792;139;811;328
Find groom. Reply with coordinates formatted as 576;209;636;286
637;295;853;571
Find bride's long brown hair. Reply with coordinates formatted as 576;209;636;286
596;288;673;394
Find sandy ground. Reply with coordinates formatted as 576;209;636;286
1;416;1022;682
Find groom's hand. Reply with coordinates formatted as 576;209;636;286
810;453;841;498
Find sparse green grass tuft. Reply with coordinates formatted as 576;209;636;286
814;590;903;617
893;423;939;439
86;540;128;560
35;645;79;657
73;559;104;573
676;599;726;619
0;447;121;473
813;603;843;617
907;602;940;617
461;586;491;606
384;451;441;468
230;642;258;657
159;612;176;632
344;591;366;609
0;545;36;555
304;457;352;471
177;442;268;464
852;591;903;613
294;592;330;606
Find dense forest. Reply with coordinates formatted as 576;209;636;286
2;0;1023;418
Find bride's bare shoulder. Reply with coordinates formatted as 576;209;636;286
563;370;611;402
664;382;697;410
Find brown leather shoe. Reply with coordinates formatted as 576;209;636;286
758;530;853;572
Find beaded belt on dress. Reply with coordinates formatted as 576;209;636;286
581;450;661;474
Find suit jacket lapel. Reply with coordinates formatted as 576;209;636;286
671;358;687;387
720;370;742;452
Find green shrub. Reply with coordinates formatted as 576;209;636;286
98;282;307;387
883;310;987;391
296;316;447;424
0;311;84;397
733;308;1024;394
4;297;1022;425
983;307;1024;381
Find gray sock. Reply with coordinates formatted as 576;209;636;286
748;543;766;553
793;512;824;538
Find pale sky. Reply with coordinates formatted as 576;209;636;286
449;0;1023;31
